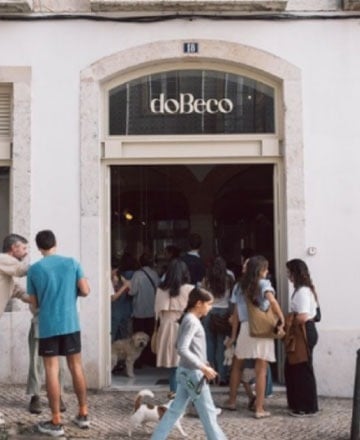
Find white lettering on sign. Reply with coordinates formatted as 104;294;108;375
150;93;234;114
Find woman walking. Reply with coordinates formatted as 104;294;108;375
224;255;284;418
154;258;193;394
151;287;227;440
285;259;319;417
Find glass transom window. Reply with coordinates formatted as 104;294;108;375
109;70;275;135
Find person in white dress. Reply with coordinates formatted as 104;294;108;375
223;255;284;418
155;258;193;393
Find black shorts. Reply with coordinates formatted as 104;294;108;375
39;331;81;357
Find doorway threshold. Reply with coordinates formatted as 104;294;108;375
110;365;286;395
111;366;170;391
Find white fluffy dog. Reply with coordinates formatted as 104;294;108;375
111;331;150;378
128;389;187;438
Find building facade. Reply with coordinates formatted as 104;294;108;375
0;0;359;397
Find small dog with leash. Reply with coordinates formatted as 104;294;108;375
128;389;187;438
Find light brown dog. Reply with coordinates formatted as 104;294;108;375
111;331;150;378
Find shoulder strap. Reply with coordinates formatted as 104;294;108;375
140;268;156;292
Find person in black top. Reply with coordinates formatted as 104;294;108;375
181;233;206;286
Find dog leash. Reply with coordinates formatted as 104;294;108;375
180;372;207;400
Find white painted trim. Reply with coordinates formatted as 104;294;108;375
103;137;280;160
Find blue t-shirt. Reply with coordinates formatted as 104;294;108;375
27;255;84;338
230;279;274;322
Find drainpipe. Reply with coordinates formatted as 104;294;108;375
351;349;360;440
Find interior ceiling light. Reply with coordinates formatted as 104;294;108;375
123;209;133;221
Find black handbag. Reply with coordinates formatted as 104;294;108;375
314;305;321;323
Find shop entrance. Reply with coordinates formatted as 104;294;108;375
110;163;277;388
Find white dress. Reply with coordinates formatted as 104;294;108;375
154;284;193;368
235;321;275;362
233;280;276;362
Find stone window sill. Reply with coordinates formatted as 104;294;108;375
90;0;288;13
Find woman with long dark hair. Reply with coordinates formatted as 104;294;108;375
151;287;227;440
285;259;319;417
202;256;232;385
224;255;284;418
154;258;193;393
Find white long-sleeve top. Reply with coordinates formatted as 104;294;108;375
177;312;207;370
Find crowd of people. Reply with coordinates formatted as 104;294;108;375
111;233;321;429
0;230;321;438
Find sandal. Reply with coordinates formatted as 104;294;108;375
248;396;256;411
221;401;237;411
254;411;271;419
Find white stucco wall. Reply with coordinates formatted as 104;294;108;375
0;17;359;397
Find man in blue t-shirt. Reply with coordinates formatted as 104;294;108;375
27;230;90;438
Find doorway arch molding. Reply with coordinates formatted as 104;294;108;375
79;39;304;388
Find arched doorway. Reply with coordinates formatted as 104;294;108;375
80;40;303;388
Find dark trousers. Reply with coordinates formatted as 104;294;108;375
285;320;319;413
133;317;156;367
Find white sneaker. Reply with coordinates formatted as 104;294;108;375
73;414;90;428
38;421;65;437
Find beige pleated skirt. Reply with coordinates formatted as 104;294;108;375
234;321;276;362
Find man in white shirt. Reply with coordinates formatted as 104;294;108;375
0;233;30;427
0;233;29;316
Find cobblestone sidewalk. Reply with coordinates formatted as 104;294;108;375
0;384;353;439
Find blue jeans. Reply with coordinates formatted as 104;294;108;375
265;364;273;397
169;367;177;393
111;295;133;342
150;367;227;440
202;309;229;382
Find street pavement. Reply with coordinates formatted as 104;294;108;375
0;384;353;439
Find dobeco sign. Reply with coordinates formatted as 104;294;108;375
109;70;275;134
150;93;234;114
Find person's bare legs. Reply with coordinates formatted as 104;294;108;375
225;356;243;407
66;353;88;415
43;356;61;424
254;358;268;413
